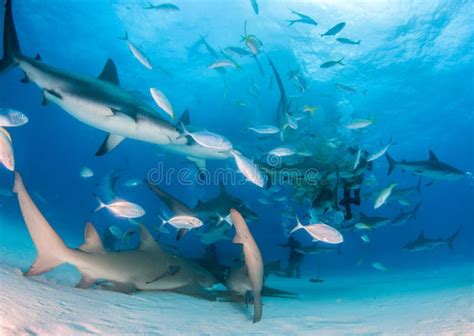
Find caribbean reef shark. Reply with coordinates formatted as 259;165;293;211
386;150;465;181
0;0;243;179
402;229;460;252
13;171;217;300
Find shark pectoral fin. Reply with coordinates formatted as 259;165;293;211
98;58;120;85
20;71;30;84
171;284;216;301
176;228;188;240
186;156;207;181
96;133;125;156
75;274;96;289
101;281;136;295
78;222;105;253
41;93;49;106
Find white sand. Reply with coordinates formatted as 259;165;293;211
1;231;472;336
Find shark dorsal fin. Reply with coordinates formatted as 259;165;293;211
177;109;191;126
428;150;438;161
139;224;160;251
79;222;104;253
98;59;120;85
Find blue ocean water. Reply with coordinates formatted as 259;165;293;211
0;0;473;331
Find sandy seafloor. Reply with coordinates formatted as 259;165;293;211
1;219;473;336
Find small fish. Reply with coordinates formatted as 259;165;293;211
231;150;265;188
335;83;358;93
118;32;152;70
150;88;174;119
321;22;346;37
122;178;142;187
336;37;361;45
179;123;233;151
374;184;397;209
398;199;411;206
250;0;259;14
320;58;344;68
80;166;94;179
0;108;28;127
109;225;124;238
199;35;219;58
0;188;13;197
248;125;280;134
258;197;272;205
290;216;343;244
0;127;14;171
287;9;318;26
94;195;145;219
224;46;253;57
372;262;389;272
303;105;318;115
355;223;372;231
208;59;238;70
159;215;203;230
143;2;180;11
368;142;392;162
345;119;373;129
268;147;296;157
353;148;362;170
361;235;370;243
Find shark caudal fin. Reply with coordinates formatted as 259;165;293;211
0;0;22;73
385;153;397;175
13;171;69;276
448;229;460;250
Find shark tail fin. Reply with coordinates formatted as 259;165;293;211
13;171;69;276
253;292;263;323
0;0;22;74
448;229;460;250
385;153;397;175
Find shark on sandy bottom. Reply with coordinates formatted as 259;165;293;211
13;171;218;300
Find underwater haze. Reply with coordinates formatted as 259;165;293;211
0;0;473;334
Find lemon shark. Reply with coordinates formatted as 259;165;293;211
0;0;235;172
13;171;217;300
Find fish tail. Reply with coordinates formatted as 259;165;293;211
338;57;345;65
93;194;106;213
289;216;304;233
13;172;70;276
448;229;460;250
0;0;22;74
385;153;397;175
287;20;295;27
356;40;361;44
